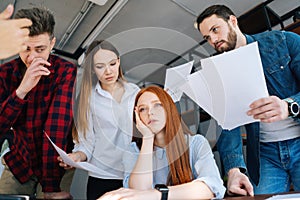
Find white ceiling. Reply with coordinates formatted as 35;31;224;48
1;0;299;85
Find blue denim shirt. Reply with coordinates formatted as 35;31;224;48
217;30;300;185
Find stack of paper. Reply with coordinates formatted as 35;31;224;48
180;42;268;130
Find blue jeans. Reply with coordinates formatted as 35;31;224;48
252;137;300;194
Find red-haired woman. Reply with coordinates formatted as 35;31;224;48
99;85;225;200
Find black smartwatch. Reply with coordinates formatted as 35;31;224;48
155;184;169;200
284;98;300;118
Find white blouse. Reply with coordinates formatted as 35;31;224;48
74;81;140;179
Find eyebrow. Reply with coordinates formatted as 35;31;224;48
94;58;118;65
137;100;161;107
34;45;47;49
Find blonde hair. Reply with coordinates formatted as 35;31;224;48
73;40;125;141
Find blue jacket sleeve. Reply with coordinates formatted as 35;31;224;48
285;32;300;117
217;127;246;175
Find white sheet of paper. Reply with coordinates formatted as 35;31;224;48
266;193;300;200
164;60;194;102
182;42;269;130
45;132;110;176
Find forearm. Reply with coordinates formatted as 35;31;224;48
168;181;214;200
286;32;300;114
75;135;94;162
129;136;154;190
217;127;246;174
15;87;28;99
0;91;25;132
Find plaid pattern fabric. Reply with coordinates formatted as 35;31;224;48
0;55;76;192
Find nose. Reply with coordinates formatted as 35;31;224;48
148;106;155;116
27;51;38;64
105;65;112;74
210;34;218;44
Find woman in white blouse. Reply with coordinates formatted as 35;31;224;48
59;40;139;200
98;85;225;200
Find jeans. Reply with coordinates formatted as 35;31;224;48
253;136;300;194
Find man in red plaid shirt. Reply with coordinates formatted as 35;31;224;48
0;7;76;199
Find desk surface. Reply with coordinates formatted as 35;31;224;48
224;191;299;200
224;194;271;200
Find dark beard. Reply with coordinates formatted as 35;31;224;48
217;26;237;53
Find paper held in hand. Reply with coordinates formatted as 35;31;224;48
181;42;269;130
164;60;194;102
44;131;118;177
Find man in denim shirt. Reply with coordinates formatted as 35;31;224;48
195;5;300;196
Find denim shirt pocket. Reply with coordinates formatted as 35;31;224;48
265;54;291;89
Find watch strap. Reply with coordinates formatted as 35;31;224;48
155;184;169;200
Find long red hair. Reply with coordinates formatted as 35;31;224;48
132;85;193;185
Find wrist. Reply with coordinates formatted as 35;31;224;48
153;189;162;200
77;151;87;161
16;87;27;99
228;168;242;176
143;134;155;140
283;98;300;118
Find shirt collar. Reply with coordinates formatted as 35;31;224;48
94;79;135;100
154;146;165;159
245;34;255;44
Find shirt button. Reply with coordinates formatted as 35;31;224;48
280;66;284;69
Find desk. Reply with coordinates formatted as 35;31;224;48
224;194;272;200
224;191;299;200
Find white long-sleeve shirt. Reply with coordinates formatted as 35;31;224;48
74;81;140;179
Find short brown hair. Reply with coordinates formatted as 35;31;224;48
196;5;235;31
14;7;55;38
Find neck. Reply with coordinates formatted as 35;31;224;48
154;131;165;148
235;30;247;49
101;81;120;95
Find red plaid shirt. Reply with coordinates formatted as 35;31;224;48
0;55;76;192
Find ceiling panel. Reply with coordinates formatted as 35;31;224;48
1;0;299;84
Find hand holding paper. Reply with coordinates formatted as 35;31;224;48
45;132;113;176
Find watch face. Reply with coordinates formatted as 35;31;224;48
291;102;300;116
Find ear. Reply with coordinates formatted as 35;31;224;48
50;37;56;50
229;15;238;28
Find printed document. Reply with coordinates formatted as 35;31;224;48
181;42;268;130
